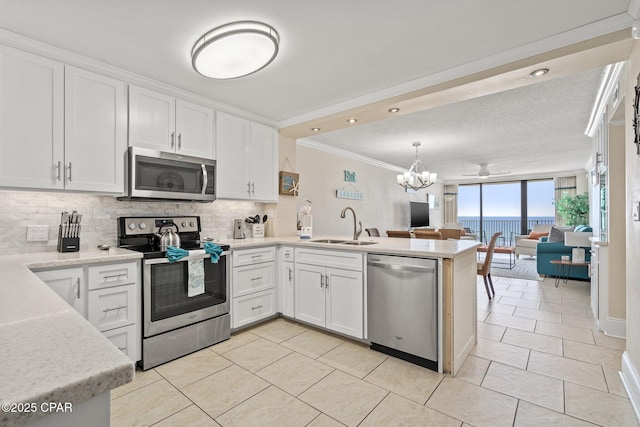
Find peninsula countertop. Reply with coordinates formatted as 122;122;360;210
0;248;142;427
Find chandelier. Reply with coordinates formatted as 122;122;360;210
396;141;437;191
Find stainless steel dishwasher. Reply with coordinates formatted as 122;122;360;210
367;254;438;370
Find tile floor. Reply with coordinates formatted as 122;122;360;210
111;275;638;426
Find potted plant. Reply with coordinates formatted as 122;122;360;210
556;192;589;226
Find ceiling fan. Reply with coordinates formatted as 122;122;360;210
463;163;511;180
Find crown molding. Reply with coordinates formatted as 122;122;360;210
585;61;626;137
280;13;633;129
0;28;277;127
297;138;405;173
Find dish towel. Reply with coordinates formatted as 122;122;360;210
166;246;188;262
204;242;223;263
166;246;205;297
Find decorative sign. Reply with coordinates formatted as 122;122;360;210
343;170;356;182
336;189;363;200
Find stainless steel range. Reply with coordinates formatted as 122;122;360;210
118;216;230;370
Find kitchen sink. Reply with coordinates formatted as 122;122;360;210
309;239;347;244
341;241;378;245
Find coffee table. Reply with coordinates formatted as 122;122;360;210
549;259;590;287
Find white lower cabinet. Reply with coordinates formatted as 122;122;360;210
294;248;364;339
278;246;295;318
35;267;86;318
231;246;276;328
102;324;137;359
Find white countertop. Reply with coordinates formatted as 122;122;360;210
0;248;142;427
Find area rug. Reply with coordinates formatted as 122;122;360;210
490;255;542;281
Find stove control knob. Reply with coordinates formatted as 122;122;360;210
139;223;147;230
182;221;187;228
190;221;195;227
128;223;136;230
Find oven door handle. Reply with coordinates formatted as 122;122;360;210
144;251;228;265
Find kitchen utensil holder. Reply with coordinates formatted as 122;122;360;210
252;224;265;238
57;225;80;253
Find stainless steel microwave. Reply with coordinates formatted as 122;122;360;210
119;147;216;202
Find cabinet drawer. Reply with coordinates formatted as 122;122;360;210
232;289;275;328
233;262;275;297
279;246;294;261
103;324;137;361
295;248;363;271
88;284;137;332
232;246;276;266
88;262;137;290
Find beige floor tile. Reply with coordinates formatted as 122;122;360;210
280;329;344;359
470;338;530;369
477;321;506;341
501;328;563;356
514;401;596;426
482;362;564;412
535;320;595;344
360;393;462;426
562;313;599;329
565;382;640;426
603;366;628;398
215;385;319;427
110;379;191;427
154;405;220;427
155;348;233;389
561;296;591;308
317;341;387;378
521;293;562;304
593;330;626;351
494;289;524;299
514;306;562;323
223;337;292;372
539;301;587;315
298;370;387;427
563;339;623;370
181;365;269;418
255;352;333;396
527;351;607;391
363;356;445;404
478;300;516;315
210;331;259;354
497;296;541;309
306;414;346;427
110;367;162;399
506;284;528;292
455;355;490;385
248;317;309;343
426;377;517;427
486;312;536;332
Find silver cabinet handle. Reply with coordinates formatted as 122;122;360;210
250;276;264;281
247;182;252;195
75;277;80;299
320;275;324;288
102;273;127;281
251;182;255;194
325;274;329;288
103;305;126;313
170;131;175;148
395;335;404;341
251;305;264;310
118;346;127;351
67;163;72;182
56;161;61;181
288;267;292;282
178;133;182;150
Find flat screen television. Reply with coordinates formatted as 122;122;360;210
409;201;430;228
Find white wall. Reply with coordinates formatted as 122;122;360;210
295;144;444;237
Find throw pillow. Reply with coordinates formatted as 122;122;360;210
528;231;549;240
547;225;573;243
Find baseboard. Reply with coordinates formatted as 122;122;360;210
606;316;626;338
621;352;640;423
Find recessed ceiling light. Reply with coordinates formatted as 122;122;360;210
347;118;358;124
529;68;549;78
191;21;280;79
311;127;321;132
388;108;400;113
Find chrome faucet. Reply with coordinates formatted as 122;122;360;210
340;207;362;241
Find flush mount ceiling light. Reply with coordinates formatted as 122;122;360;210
310;127;321;132
397;141;437;191
529;68;549;78
388;107;400;113
347;118;358;124
191;21;280;79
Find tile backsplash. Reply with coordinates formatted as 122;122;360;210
0;190;265;255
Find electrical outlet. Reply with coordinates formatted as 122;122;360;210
27;225;49;242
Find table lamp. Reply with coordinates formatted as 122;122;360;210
564;231;593;263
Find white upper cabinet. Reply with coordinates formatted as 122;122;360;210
0;45;64;189
65;66;126;193
129;85;214;159
215;111;278;202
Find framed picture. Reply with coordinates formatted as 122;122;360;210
279;171;299;196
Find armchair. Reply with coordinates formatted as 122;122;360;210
514;224;552;258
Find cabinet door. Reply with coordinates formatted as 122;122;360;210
35;267;86;317
249;122;278;202
325;267;363;338
280;261;295;317
65;66;126;192
175;99;214;159
0;45;64;189
215;112;250;198
129;85;176;152
294;264;326;328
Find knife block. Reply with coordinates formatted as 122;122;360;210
57;225;80;253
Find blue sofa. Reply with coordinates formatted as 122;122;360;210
536;226;592;280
